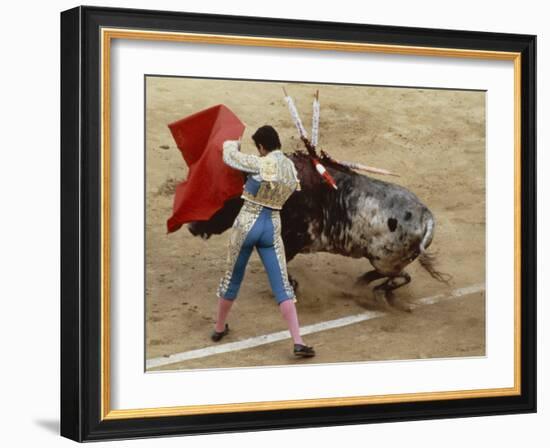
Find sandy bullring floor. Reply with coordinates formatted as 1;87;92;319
144;77;486;371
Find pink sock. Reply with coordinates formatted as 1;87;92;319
215;298;234;332
279;299;304;345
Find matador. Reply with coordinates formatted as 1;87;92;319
211;125;315;358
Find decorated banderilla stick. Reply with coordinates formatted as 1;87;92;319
311;90;320;148
332;160;400;177
282;88;338;190
307;89;400;178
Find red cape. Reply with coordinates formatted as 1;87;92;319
166;105;245;233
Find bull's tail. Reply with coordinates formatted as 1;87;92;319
419;251;452;285
418;213;452;285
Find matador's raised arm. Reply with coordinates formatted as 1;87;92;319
222;140;261;174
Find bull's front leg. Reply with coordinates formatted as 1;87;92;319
373;272;412;312
356;269;386;285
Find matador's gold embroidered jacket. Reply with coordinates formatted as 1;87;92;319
222;140;301;209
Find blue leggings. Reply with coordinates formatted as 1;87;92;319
217;203;295;304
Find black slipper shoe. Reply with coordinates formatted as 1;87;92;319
294;344;315;358
211;324;229;342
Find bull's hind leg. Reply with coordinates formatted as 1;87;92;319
288;274;299;294
282;236;303;297
373;272;412;312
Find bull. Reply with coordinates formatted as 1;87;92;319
188;151;450;311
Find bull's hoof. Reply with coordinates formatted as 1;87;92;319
374;290;412;313
373;288;392;311
289;275;299;294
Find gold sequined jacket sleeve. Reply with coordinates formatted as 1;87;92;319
222;140;261;174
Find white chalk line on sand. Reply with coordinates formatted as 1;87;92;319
146;283;485;370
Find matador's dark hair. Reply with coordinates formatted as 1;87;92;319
252;125;281;152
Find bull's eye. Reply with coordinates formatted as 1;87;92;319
404;211;412;221
387;218;398;232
